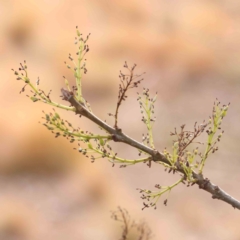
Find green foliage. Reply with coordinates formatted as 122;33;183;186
137;88;157;149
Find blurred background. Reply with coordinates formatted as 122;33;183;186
1;0;240;239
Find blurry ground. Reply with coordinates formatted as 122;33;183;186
1;0;240;239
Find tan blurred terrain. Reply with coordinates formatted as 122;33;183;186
1;0;240;239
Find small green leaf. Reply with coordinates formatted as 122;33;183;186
74;71;78;78
99;138;105;146
30;96;39;102
55;112;60;119
152;94;157;103
64;78;71;91
221;106;229;117
76;29;81;37
88;143;93;149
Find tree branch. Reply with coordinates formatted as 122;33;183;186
61;88;240;210
193;173;240;209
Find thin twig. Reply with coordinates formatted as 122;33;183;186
114;63;143;129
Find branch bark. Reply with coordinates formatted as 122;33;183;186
61;88;240;210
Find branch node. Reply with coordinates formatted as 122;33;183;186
112;134;118;142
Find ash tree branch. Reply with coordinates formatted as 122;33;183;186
14;31;239;211
61;88;240;210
